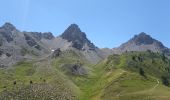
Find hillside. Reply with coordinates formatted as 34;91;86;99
1;23;170;100
1;50;170;100
88;51;170;100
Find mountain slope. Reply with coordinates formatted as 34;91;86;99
113;32;170;56
1;22;170;100
0;23;56;66
0;22;112;66
46;24;110;64
60;24;111;62
89;51;170;100
0;59;79;100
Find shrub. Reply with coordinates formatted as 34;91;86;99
30;80;33;84
139;68;145;76
161;76;169;86
13;81;16;85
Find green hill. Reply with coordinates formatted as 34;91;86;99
0;50;170;100
90;51;170;100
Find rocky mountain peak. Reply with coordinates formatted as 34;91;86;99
60;24;95;50
1;22;16;31
61;24;86;42
113;32;169;55
131;32;154;45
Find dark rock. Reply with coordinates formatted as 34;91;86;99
61;24;96;50
72;42;82;50
132;32;154;45
42;32;54;39
0;41;2;46
1;22;16;31
0;50;3;56
30;32;42;40
51;48;61;58
30;32;54;40
34;45;41;50
60;63;87;76
6;53;11;57
0;30;13;42
24;33;42;50
24;33;37;47
70;64;87;75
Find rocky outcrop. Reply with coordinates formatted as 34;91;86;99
61;24;96;50
0;23;53;66
60;63;87;76
30;32;54;40
70;64;87;75
132;32;154;45
51;48;61;58
0;23;15;43
1;22;16;31
42;32;54;40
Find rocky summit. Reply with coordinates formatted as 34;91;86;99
132;32;155;45
113;32;170;56
61;24;96;50
1;22;17;31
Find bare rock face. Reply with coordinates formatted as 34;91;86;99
132;33;154;45
61;24;96;50
42;32;54;40
0;23;15;42
113;32;170;56
30;32;42;40
30;32;54;40
0;23;53;66
1;22;16;31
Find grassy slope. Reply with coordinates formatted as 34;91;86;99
0;50;170;100
52;50;170;100
0;58;79;99
90;51;170;100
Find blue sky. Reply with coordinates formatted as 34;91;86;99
0;0;170;48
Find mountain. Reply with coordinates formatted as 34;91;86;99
0;23;54;66
0;23;111;66
40;24;97;51
61;24;96;50
43;24;111;64
113;32;170;56
1;49;170;100
1;22;170;100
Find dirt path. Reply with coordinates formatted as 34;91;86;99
152;79;159;90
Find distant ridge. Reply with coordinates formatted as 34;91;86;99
1;22;170;66
113;32;170;56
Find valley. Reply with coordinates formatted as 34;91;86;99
0;23;170;100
